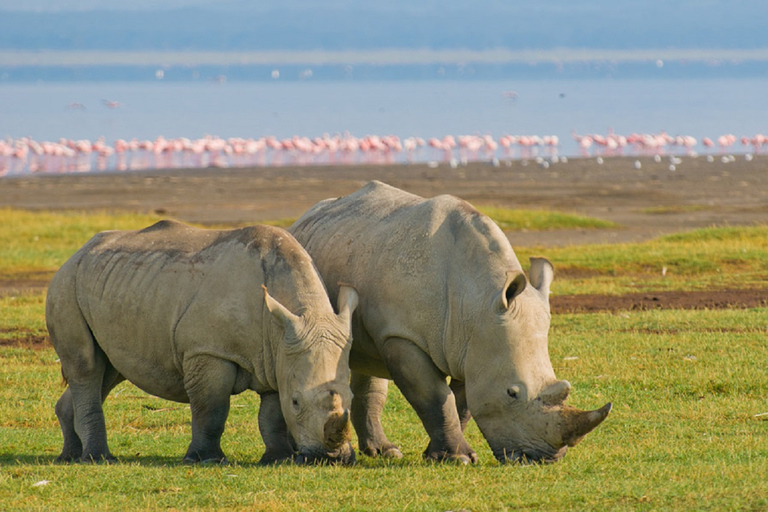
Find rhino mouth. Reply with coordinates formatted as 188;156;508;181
294;443;356;466
493;445;568;465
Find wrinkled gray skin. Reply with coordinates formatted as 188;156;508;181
46;220;358;465
290;181;611;464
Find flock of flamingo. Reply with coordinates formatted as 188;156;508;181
0;130;765;176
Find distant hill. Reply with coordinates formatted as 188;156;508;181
1;1;767;52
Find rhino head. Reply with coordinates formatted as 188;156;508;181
464;258;611;464
263;284;359;465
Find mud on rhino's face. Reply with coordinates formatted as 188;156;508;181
264;285;358;465
465;260;611;464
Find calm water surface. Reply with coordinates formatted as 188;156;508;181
1;79;766;157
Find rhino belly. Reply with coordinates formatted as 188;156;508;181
86;317;190;402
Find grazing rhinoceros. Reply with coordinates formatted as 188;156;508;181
289;181;611;464
46;220;358;465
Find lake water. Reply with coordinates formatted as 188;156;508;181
1;78;767;159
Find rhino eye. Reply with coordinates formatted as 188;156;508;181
291;395;300;410
507;386;520;400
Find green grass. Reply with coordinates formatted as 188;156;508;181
260;218;297;229
0;293;47;343
0;208;164;281
478;206;619;231
516;224;768;295
1;308;766;511
1;209;767;510
0;209;298;282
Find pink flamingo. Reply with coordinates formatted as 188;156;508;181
571;131;593;157
717;134;736;153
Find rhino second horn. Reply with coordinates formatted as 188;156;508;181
323;409;352;450
561;402;612;447
541;379;571;406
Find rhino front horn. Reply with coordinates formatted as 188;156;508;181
323;409;352;450
561;402;612;447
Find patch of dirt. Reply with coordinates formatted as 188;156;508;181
0;329;50;350
1;155;766;349
551;289;768;314
0;279;50;297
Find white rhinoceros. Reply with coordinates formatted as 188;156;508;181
46;220;358;465
289;181;611;464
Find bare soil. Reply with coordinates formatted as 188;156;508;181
1;154;766;348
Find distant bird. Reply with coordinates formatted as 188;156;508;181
67;102;86;110
501;90;518;101
101;99;121;109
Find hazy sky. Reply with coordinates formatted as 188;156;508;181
0;0;218;10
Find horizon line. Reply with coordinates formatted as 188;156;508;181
2;48;768;67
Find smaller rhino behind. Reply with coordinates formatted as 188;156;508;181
46;220;358;465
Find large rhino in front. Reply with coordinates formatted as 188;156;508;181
290;181;611;464
46;220;358;465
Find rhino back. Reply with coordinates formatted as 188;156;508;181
291;181;521;374
65;220;328;398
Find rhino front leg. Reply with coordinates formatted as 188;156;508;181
257;391;297;464
381;337;478;464
449;379;472;433
350;372;403;459
182;355;237;464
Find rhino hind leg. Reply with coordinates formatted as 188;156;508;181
350;373;403;459
257;391;297;464
54;388;82;462
63;349;120;463
55;363;125;463
382;337;478;464
182;355;237;465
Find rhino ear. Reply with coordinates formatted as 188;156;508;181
529;257;554;298
262;285;301;336
335;283;359;325
499;270;527;310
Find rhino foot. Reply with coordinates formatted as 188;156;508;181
258;453;294;465
423;446;478;465
382;446;404;459
55;452;81;464
80;454;118;464
361;444;403;459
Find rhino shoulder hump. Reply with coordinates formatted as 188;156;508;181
138;219;188;234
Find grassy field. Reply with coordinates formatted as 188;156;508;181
1;209;766;511
476;206;619;231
